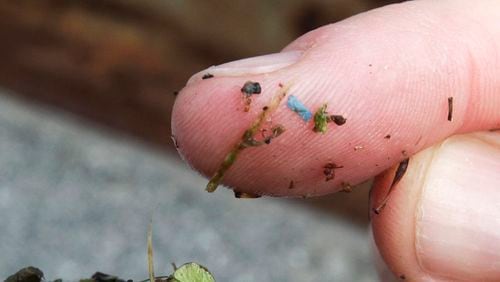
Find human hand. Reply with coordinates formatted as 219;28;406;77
172;0;500;280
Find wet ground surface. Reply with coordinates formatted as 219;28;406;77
0;91;376;281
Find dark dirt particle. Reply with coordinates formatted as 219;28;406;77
234;191;261;199
173;91;179;96
323;162;343;181
392;158;410;187
202;73;214;79
262;106;269;111
263;124;286;145
400;274;406;280
241;81;262;95
330;115;347;126
448;96;454;121
373;158;410;214
171;135;179;149
384;134;391;139
241;81;262;111
288;180;295;189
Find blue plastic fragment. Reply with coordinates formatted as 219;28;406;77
287;95;312;122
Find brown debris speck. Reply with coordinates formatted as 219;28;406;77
173;91;179;96
234;191;261;199
392;158;410;187
330;115;347;126
447;96;453;121
171;135;179;149
400;275;406;280
262;125;286;145
202;73;214;79
243;98;252;112
340;182;352;193
323;163;343;182
288;180;295;189
354;145;363;151
384;134;391;139
373;158;410;214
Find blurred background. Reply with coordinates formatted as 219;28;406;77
0;0;401;281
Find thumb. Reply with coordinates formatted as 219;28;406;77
371;131;500;281
171;0;500;197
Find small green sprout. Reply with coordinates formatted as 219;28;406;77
146;220;215;282
313;104;346;133
313;104;329;133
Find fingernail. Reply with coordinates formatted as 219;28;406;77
187;51;302;85
415;133;500;280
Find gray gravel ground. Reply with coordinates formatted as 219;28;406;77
0;91;377;281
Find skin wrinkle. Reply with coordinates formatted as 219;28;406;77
468;134;500;153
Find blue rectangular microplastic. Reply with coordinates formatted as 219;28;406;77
287;95;312;122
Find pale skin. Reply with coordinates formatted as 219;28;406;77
172;0;500;281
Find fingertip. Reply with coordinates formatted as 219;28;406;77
173;0;500;197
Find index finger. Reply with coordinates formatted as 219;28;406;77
172;0;500;197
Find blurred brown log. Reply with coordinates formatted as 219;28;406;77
0;0;399;149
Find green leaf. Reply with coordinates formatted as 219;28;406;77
313;104;329;133
172;263;215;282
